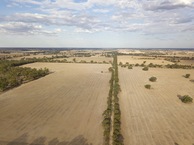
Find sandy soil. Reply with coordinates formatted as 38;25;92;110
119;67;194;145
118;56;174;65
0;63;110;145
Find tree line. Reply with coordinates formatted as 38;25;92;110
0;60;49;91
102;53;124;145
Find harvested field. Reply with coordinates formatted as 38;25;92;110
119;67;194;145
54;56;112;63
118;56;174;65
179;60;194;65
0;63;110;145
11;54;55;60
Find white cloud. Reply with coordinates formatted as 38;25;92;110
0;22;60;35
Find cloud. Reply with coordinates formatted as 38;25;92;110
1;0;194;36
144;0;193;11
0;22;60;35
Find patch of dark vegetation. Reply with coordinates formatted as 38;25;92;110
178;95;193;103
142;67;149;71
144;84;151;89
149;77;157;82
0;60;49;92
185;74;190;78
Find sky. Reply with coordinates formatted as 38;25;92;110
0;0;194;48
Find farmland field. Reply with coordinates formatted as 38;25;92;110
119;67;194;145
118;56;174;65
0;63;110;145
54;56;112;63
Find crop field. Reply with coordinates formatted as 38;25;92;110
0;63;110;145
11;54;55;60
118;56;174;65
54;56;112;63
119;67;194;145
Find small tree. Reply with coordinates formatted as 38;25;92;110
108;67;113;72
73;58;76;62
135;63;139;66
142;67;149;71
180;95;193;103
185;74;190;78
145;84;151;89
149;76;157;82
128;66;133;69
119;62;123;66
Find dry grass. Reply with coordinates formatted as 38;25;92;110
55;56;112;63
0;63;110;145
119;67;194;145
118;56;174;65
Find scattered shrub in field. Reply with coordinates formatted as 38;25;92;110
120;64;126;68
140;63;145;67
142;67;149;71
128;66;133;69
108;67;113;72
90;60;94;63
73;58;76;62
185;74;190;78
149;76;157;82
180;95;193;103
145;84;151;89
119;62;123;66
135;63;139;66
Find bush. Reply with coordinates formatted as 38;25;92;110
135;63;139;66
108;67;113;72
180;95;193;103
128;66;133;69
185;74;190;78
142;67;149;71
149;76;157;82
145;84;151;89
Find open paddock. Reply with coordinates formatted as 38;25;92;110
0;63;110;145
54;56;112;63
118;56;174;65
119;67;194;145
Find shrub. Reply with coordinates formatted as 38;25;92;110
149;76;157;82
119;62;123;66
185;74;190;78
135;63;139;66
180;95;193;103
128;66;133;69
142;67;149;71
108;67;113;72
145;84;151;89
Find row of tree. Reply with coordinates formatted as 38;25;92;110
102;66;114;144
112;54;124;145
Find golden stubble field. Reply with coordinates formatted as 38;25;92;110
119;67;194;145
118;56;174;65
0;63;110;145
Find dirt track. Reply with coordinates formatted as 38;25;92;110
119;67;194;145
0;63;110;145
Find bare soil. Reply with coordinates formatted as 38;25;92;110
0;63;110;145
119;67;194;145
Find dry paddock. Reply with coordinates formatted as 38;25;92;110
119;66;194;145
0;63;110;145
